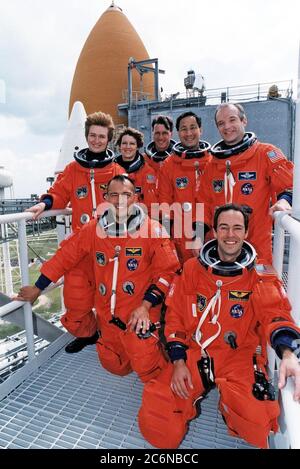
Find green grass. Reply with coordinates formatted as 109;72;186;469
33;288;63;319
0;231;63;337
0;323;23;340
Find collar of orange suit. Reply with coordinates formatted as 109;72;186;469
74;147;115;168
210;132;257;159
98;204;146;237
199;239;257;277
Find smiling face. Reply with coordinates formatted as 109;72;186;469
215;104;247;146
120;134;138;161
105;179;136;222
213;209;248;262
87;125;109;153
178;115;201;150
216;104;247;146
153;123;172;152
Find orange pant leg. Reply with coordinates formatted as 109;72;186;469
138;349;204;448
61;254;97;337
95;322;132;376
214;350;280;448
120;330;167;383
96;337;132;377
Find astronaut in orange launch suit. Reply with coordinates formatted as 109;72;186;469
158;112;211;264
25;112;124;353
138;204;300;448
145;115;175;176
17;176;180;382
114;127;158;214
195;103;293;264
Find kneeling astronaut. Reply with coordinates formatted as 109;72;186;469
16;175;180;383
138;203;300;448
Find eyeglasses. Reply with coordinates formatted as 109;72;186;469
106;192;134;199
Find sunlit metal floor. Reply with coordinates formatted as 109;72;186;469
0;343;253;449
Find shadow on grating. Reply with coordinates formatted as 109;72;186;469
0;345;254;449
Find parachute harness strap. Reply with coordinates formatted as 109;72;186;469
195;160;200;193
224;160;236;204
195;279;223;351
90;169;97;219
110;245;121;318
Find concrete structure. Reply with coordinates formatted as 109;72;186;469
69;3;154;125
121;81;295;160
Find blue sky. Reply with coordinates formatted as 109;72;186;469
0;0;299;197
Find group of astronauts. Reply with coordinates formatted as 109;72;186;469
16;103;300;448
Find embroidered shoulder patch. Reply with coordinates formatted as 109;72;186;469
197;294;207;312
125;247;142;257
267;150;283;163
229;290;251;301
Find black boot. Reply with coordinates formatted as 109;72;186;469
65;331;99;354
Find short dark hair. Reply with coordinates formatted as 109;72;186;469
151;115;173;132
213;204;249;231
116;127;144;148
214;103;246;125
176;112;201;131
106;175;135;192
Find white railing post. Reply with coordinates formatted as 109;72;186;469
272;212;286;278
273;212;300;325
271;210;300;448
1;223;14;296
287;235;300;325
55;214;71;313
17;218;35;361
56;215;67;245
0;209;72;363
291;42;300;218
287;41;300;325
280;378;300;449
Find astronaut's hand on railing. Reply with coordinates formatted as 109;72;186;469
269;199;292;216
25;202;46;220
12;286;42;304
278;349;300;401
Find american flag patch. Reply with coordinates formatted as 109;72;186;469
267;149;283;163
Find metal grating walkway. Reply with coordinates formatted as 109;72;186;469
0;344;253;449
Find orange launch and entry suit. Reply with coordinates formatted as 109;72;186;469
138;240;300;448
196;134;293;264
158;142;211;264
40;148;124;338
144;139;176;176
40;206;180;382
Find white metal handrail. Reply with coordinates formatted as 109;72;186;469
273;211;300;324
272;210;300;448
0;279;64;319
0;209;71;361
1;207;300;446
0;208;72;224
